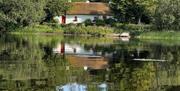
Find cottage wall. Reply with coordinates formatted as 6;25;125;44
57;15;112;24
66;15;98;24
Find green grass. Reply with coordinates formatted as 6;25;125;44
9;23;155;37
10;23;180;40
63;25;115;36
138;31;180;40
63;36;116;45
12;24;63;34
11;24;116;36
113;23;152;32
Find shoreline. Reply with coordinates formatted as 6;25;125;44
9;31;180;40
9;32;123;38
6;24;180;40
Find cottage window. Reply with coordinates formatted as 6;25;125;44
103;16;107;19
93;17;98;22
94;17;98;20
73;16;78;22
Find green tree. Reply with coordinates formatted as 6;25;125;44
0;0;71;31
45;0;70;22
154;0;180;30
0;0;47;30
110;0;157;24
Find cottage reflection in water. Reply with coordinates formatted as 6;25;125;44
66;55;108;70
2;34;180;91
53;42;110;70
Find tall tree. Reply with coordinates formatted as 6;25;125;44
0;0;70;31
154;0;180;30
44;0;70;22
0;0;47;30
110;0;157;24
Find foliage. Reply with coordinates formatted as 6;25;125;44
13;24;63;33
94;19;106;26
2;0;178;32
1;34;180;90
0;0;70;31
104;18;116;25
114;23;152;32
12;24;115;36
154;0;180;30
110;0;157;24
84;18;116;27
0;0;47;31
63;25;114;36
84;19;93;26
138;31;180;40
45;0;70;22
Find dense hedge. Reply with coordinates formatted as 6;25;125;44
63;25;114;36
113;23;153;32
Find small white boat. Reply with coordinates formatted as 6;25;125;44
120;32;131;38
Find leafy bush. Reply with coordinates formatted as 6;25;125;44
138;31;180;39
154;0;180;30
63;25;114;36
0;0;46;29
84;18;116;27
94;19;106;26
84;19;93;26
105;18;116;25
14;24;63;33
114;23;152;32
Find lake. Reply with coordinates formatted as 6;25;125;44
0;34;180;91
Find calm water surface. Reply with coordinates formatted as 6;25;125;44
0;34;180;91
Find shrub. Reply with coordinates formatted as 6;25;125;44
0;0;46;29
114;23;152;32
14;24;63;33
104;18;116;25
154;0;180;30
84;18;116;26
84;19;93;26
95;19;106;26
63;25;114;36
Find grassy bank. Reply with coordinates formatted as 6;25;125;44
63;25;114;36
11;24;117;36
10;23;152;36
11;23;180;40
12;24;63;34
113;23;152;32
138;31;180;40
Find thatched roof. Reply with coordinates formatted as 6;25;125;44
67;2;112;15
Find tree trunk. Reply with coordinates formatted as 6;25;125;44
138;16;142;24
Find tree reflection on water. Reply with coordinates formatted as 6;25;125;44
0;34;180;91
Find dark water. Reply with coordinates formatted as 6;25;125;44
0;34;180;91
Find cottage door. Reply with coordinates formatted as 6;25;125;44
60;42;65;54
62;16;66;24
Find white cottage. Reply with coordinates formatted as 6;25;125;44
57;2;112;24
